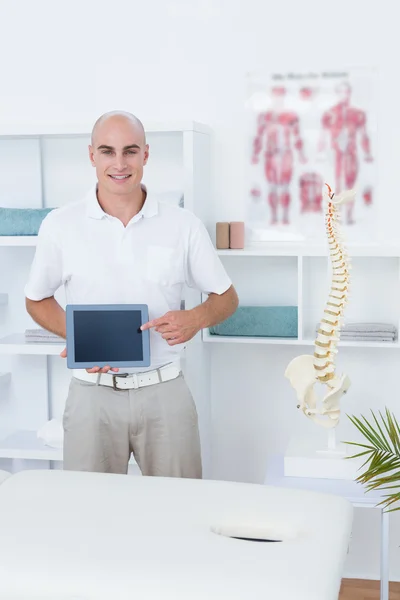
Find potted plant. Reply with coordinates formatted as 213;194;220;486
345;407;400;512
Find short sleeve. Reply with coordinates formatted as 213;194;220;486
185;219;232;295
24;214;63;301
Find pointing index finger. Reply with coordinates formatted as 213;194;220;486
140;320;154;331
141;317;162;331
141;315;169;331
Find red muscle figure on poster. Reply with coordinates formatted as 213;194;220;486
319;81;373;224
299;172;323;213
251;87;307;225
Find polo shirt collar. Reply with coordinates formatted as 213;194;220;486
85;184;158;220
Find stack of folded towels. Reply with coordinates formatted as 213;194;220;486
25;328;64;343
315;322;397;342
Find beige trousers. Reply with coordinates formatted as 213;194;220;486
62;373;202;478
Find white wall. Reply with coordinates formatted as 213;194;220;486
1;0;399;580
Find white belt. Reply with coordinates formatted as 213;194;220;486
72;362;181;391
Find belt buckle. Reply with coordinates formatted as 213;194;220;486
112;373;129;391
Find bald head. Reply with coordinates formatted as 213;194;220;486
88;110;149;196
91;111;146;146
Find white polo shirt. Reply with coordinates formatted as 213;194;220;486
24;185;232;372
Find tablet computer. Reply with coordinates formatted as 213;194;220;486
65;304;150;369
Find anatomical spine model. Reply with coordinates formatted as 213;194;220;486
285;184;354;429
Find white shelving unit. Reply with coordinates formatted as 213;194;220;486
0;334;64;355
0;121;212;475
202;242;400;349
0;431;63;461
0;237;37;247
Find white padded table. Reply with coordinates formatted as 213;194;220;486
0;470;353;599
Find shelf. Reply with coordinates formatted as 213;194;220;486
0;430;137;464
217;242;400;258
203;332;301;345
202;328;301;345
4;238;400;256
0;372;11;385
302;338;400;349
0;236;37;247
0;430;63;460
3;239;399;255
203;330;400;348
0;334;64;355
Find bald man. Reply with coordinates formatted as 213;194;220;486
24;111;238;478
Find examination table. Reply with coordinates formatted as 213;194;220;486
0;469;353;599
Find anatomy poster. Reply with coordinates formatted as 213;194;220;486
245;68;377;242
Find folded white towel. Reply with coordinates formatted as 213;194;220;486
339;336;395;342
339;332;395;338
25;328;60;336
342;323;397;333
25;328;64;343
25;336;65;344
315;323;397;335
37;419;64;449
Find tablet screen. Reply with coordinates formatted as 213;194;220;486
73;309;143;363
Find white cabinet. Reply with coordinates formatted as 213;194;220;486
0;121;212;475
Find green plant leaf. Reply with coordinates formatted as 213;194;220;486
392;412;400;438
345;449;374;461
387;409;400;454
358;460;400;486
348;413;389;451
379;409;397;453
346;407;400;512
376;492;400;511
371;410;393;453
343;441;375;451
364;470;400;487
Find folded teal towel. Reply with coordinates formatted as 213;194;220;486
0;207;54;236
209;306;298;338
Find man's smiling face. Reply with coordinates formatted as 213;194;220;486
89;115;149;196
